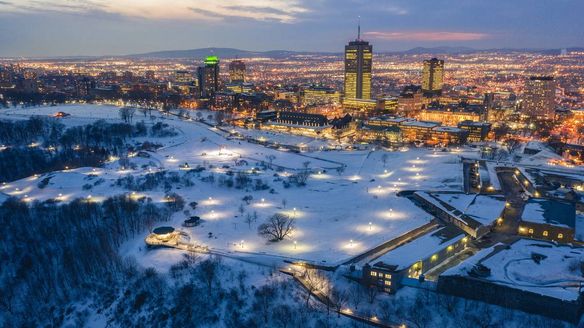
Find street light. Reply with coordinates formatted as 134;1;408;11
294;240;297;249
240;240;244;249
369;222;372;231
350;239;353;247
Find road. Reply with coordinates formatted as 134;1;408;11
495;168;527;235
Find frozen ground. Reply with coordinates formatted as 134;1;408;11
443;239;584;301
1;104;477;265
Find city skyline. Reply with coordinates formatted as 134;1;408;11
1;0;583;57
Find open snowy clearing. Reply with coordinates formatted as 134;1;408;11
2;104;478;265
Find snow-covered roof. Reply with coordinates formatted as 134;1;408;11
416;191;506;229
372;225;464;271
443;239;584;301
521;198;576;229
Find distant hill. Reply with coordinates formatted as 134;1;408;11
126;47;333;59
125;46;584;59
390;46;476;55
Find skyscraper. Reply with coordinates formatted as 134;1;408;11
197;56;220;98
422;58;444;96
344;21;372;100
522;76;556;119
229;60;246;83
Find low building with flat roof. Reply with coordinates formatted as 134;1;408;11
518;198;581;243
363;225;468;293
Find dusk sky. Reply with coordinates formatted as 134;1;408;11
0;0;582;57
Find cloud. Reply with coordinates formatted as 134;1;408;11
0;0;309;23
364;31;490;41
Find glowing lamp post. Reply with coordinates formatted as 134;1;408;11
349;239;354;247
240;240;244;249
369;222;372;231
294;240;297;249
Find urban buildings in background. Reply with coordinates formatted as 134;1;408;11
343;24;372;100
422;58;444;96
0;27;582;161
522;76;556;119
228;59;246;83
197;56;220;98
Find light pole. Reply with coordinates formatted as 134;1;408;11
294;240;297;249
369;222;372;231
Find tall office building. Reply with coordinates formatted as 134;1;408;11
522;76;556;119
197;56;220;98
229;60;246;83
344;22;372;100
421;58;444;95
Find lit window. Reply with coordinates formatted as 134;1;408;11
528;229;534;234
370;271;377;277
384;280;391;286
558;233;564;239
543;231;549;237
385;274;392;279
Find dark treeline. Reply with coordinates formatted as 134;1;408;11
0;117;176;149
0;118;177;183
0;116;64;147
0;195;181;327
0;147;109;183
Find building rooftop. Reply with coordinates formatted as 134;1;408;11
152;226;175;235
521;198;576;229
401;120;440;128
442;239;584;301
372;225;465;271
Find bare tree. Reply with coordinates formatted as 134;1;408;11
506;138;522;155
328;285;349;317
366;285;378;304
197;256;221;296
257;213;295;241
301;269;329;308
215;111;225;125
266;154;276;169
119;107;136;123
244;213;254;229
281;198;287;208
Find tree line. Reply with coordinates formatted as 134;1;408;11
0;194;182;327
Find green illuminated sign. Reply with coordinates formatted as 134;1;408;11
204;56;219;65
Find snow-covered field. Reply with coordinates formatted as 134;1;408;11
444;239;584;301
1;104;477;266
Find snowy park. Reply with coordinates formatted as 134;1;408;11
1;104;474;265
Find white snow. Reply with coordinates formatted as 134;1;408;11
371;226;464;270
443;239;584;301
1;104;479;266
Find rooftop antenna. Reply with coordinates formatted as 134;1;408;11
357;16;361;41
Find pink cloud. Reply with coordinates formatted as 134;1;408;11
363;31;490;41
